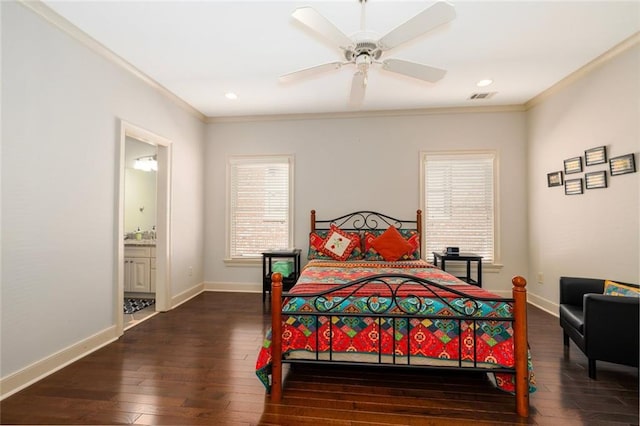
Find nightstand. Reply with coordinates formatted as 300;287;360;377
432;252;483;287
262;249;302;302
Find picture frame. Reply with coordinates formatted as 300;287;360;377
564;156;583;174
585;170;607;189
585;146;607;166
547;171;563;187
564;178;583;195
609;153;636;176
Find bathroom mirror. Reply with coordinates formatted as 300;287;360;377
124;137;157;237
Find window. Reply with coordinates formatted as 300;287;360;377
420;151;498;264
227;155;294;260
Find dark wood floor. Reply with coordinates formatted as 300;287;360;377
1;292;638;425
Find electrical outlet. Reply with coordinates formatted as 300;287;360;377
537;272;544;284
188;266;193;276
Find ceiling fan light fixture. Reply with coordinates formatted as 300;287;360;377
225;92;238;100
355;53;372;72
476;79;493;87
284;1;456;105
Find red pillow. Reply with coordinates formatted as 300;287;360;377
321;225;359;261
364;230;420;260
370;226;413;262
309;232;325;251
406;233;420;253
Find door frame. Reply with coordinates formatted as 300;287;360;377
116;119;172;335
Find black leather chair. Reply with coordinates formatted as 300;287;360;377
559;276;639;379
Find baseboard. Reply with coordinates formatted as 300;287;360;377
1;282;207;400
0;283;558;401
171;281;205;309
171;282;260;305
204;281;261;293
0;325;118;400
486;288;558;317
200;282;560;317
527;292;559;317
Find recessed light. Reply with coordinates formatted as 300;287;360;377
476;79;493;87
225;92;238;100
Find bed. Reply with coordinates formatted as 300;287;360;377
255;210;534;417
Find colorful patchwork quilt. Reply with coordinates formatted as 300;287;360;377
256;260;535;394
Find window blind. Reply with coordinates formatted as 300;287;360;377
423;152;495;263
229;156;292;258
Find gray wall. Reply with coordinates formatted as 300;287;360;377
204;111;529;292
526;44;640;312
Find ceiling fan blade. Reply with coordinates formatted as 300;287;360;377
292;7;353;50
382;59;446;83
378;1;456;51
279;62;344;83
349;71;366;106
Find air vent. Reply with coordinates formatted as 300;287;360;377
469;92;497;100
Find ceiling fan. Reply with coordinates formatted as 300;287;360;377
280;0;456;106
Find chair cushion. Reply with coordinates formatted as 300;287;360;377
559;304;584;333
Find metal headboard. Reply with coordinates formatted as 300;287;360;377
310;210;422;236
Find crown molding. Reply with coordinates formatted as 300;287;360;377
19;0;206;122
21;0;521;126
22;0;633;125
525;32;640;110
206;104;527;124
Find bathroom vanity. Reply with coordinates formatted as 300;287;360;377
124;242;156;293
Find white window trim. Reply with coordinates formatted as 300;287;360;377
419;150;502;269
224;154;295;265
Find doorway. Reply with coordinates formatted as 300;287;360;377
116;120;172;335
123;137;157;329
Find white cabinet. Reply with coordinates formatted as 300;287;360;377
125;257;150;292
124;246;155;293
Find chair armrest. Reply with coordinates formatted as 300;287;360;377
559;277;605;306
583;294;640;363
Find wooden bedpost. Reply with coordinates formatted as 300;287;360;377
512;275;529;417
270;272;283;402
416;210;422;238
310;210;316;233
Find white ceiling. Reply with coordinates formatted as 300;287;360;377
43;1;640;118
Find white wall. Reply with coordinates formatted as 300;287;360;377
527;44;640;311
204;110;529;292
1;2;204;380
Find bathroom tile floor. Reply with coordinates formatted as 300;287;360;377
123;304;157;331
